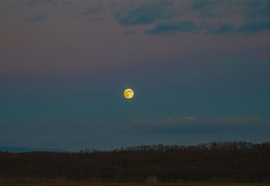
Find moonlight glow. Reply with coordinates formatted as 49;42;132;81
124;89;134;99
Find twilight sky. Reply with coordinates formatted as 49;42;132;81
0;0;270;151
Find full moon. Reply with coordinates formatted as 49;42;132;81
124;88;134;99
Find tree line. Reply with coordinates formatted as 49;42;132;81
0;141;270;183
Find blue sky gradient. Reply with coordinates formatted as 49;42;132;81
0;0;269;151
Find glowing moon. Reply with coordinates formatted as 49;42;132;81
124;88;134;99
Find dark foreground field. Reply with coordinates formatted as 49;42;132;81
1;142;270;183
1;183;270;186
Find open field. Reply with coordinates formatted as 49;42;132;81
1;183;270;186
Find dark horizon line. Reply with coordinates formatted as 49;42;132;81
1;140;269;153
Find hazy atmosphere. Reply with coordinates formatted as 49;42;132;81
0;0;270;151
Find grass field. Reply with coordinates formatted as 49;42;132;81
1;183;270;186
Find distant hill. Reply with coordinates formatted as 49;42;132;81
0;146;69;153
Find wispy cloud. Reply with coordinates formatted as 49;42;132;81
17;0;270;36
114;0;173;26
207;23;235;35
23;15;48;23
190;0;218;18
145;21;199;35
237;22;270;33
204;0;270;34
116;116;268;135
131;116;265;127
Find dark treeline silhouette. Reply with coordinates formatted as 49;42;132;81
0;141;270;183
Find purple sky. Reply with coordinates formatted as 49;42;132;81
0;0;270;151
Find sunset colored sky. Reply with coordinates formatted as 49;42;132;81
1;0;270;151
